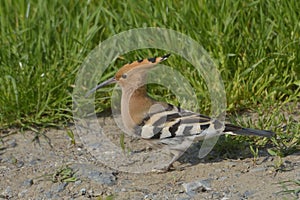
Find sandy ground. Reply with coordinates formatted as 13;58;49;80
0;113;299;200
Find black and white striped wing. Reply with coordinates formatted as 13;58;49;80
135;104;215;140
134;103;275;140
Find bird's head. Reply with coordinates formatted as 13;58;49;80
86;54;170;96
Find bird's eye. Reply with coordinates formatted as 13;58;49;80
121;74;127;79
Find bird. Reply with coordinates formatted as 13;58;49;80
87;54;274;171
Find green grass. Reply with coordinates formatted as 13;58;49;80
278;179;300;199
38;165;78;183
0;1;299;155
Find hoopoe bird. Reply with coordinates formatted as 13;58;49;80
87;54;274;171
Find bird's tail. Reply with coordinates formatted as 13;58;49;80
224;123;275;138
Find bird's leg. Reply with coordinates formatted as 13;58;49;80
152;138;193;172
151;151;181;172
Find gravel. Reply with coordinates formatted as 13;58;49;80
0;123;299;199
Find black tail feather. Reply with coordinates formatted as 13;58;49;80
224;124;275;138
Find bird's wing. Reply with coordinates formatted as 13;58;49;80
135;103;215;139
134;103;274;139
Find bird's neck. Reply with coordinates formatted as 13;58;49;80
121;86;155;132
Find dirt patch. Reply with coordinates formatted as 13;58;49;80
0;114;299;199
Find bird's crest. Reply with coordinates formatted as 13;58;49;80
115;54;170;80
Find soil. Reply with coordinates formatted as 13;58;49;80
0;111;299;200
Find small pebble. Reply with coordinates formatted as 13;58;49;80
22;179;34;187
87;171;116;186
182;179;212;195
16;160;24;168
80;188;86;195
243;190;255;198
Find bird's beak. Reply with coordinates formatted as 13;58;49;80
85;77;116;97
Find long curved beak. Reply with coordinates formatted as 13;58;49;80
85;77;116;97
